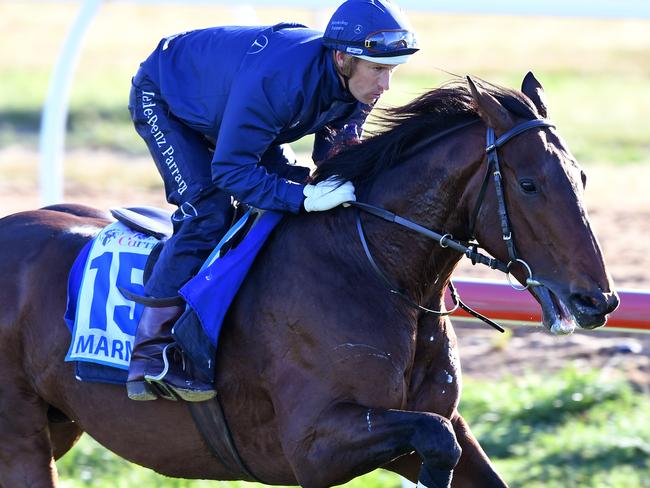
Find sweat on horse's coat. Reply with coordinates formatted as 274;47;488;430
0;73;618;488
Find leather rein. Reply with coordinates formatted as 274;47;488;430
349;118;555;332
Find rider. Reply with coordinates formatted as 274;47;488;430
127;0;419;402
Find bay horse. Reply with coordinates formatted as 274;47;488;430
0;73;618;487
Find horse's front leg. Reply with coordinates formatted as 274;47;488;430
278;402;461;488
384;414;508;487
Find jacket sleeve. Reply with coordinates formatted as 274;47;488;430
211;74;306;213
312;103;371;164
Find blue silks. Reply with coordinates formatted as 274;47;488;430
138;24;369;213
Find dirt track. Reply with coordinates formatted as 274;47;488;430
0;149;648;390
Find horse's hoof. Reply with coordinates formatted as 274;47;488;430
126;380;159;401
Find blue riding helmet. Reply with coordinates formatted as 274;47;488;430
323;0;418;65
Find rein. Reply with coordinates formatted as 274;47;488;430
350;201;506;332
350;117;555;332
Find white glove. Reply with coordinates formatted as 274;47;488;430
303;178;356;212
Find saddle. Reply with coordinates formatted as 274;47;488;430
109;204;256;382
110;206;173;239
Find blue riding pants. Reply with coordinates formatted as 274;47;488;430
129;73;234;298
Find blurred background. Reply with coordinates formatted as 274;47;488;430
1;0;649;486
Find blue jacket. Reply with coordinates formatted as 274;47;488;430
140;23;369;213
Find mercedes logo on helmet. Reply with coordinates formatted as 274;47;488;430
354;24;363;34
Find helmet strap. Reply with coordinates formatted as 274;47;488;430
342;74;351;92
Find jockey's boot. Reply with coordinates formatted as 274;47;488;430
144;341;217;403
126;304;183;401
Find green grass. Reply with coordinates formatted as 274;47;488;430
6;69;648;165
56;367;650;488
460;367;650;488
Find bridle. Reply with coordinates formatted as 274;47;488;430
349;117;555;331
469;118;554;290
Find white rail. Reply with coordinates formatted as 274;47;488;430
38;0;103;205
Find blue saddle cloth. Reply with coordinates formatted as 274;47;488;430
64;210;283;384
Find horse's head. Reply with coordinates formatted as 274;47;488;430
312;73;619;334
466;72;619;334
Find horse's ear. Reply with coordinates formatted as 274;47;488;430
521;71;549;118
466;76;514;133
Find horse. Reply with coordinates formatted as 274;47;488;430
0;72;618;488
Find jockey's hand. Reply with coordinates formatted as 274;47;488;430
303;178;356;212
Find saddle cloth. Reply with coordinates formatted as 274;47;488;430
64;210;283;384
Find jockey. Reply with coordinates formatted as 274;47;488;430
127;0;418;402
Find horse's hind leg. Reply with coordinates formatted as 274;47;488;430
0;382;60;487
277;402;461;488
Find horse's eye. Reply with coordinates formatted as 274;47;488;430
519;179;537;194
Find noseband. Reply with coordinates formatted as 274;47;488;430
350;117;554;329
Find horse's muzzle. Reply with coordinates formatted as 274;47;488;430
531;284;619;335
568;289;620;329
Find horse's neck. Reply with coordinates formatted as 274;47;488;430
359;129;484;303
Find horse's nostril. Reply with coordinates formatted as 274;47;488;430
570;291;618;316
607;291;621;313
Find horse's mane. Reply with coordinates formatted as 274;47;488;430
313;78;539;185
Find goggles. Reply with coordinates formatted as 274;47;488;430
363;30;418;54
323;29;418;58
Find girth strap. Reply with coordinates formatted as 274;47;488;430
188;398;263;483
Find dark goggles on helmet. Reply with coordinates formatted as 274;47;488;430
323;29;418;57
363;30;418;53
